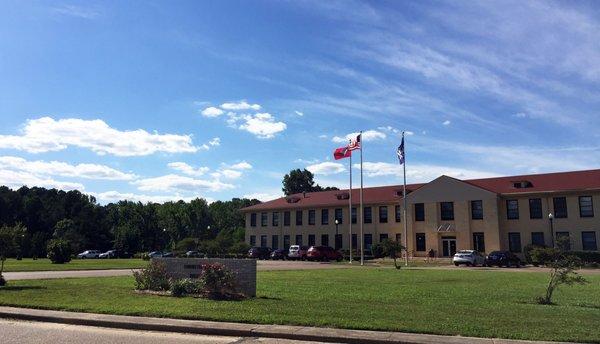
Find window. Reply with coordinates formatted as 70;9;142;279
379;233;388;242
260;235;267;248
272;212;279;226
351;207;357;224
531;232;545;246
579;196;594;218
283;235;290;250
415;203;425;221
395;233;401;243
553;197;568;218
249;235;256;246
283;211;291;226
471;200;483;220
335;208;343;224
271;235;279;250
473;232;485;252
364;207;372;224
506;200;519;220
364;234;372;250
321;234;329;247
308;210;316;225
529;198;542;219
352;234;357;249
250;213;257;227
308;234;315;246
335;234;343;250
261;212;268;226
582;231;598;251
416;233;426;251
379;206;388;223
508;232;521;253
440;202;454;221
295;210;303;226
395;205;401;222
556;231;570;251
295;234;302;246
321;209;329;225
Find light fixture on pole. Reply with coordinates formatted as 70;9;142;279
335;219;339;249
548;212;555;248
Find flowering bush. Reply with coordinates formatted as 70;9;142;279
198;263;239;300
170;278;202;297
133;260;170;291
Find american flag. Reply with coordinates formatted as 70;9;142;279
348;134;361;151
397;137;405;165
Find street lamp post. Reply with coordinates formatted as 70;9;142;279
335;219;339;249
548;213;555;248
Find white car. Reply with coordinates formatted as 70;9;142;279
77;250;101;259
453;250;485;266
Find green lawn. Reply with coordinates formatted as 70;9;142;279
2;258;148;272
1;269;599;342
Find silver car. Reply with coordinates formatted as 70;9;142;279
77;250;101;259
453;250;485;266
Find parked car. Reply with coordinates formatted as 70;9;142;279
248;247;272;259
270;249;288;260
288;245;309;260
148;251;164;258
162;252;174;258
77;250;101;259
186;250;203;258
99;250;132;259
453;250;486;266
485;251;521;267
307;246;343;262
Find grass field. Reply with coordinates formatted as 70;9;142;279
0;268;599;342
2;258;148;272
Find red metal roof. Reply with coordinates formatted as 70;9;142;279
242;169;600;211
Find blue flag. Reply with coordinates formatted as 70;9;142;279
397;137;405;165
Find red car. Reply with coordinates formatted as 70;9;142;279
307;246;343;262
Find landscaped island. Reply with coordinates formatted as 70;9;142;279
0;268;598;342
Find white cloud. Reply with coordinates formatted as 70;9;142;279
0;156;136;181
219;169;243;179
167;162;210;177
0;117;199;156
201;107;224;117
0;169;84;191
237;113;287;139
92;191;203;204
209;137;221;146
443;120;451;126
243;191;283;202
318;134;328;139
307;162;346;176
229;161;253;170
53;5;100;19
134;174;234;193
221;101;261;111
295;110;304;116
331;129;386;143
405;131;414;136
355;162;497;182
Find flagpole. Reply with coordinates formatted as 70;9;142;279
360;131;364;266
349;150;353;264
403;131;408;267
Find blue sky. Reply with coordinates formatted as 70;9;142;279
1;0;599;203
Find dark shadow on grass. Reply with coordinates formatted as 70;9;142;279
256;296;282;301
0;286;46;291
576;303;600;309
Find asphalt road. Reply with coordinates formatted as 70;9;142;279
4;260;354;280
0;319;335;344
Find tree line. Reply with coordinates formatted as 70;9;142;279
0;186;260;258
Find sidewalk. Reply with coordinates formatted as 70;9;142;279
0;306;576;344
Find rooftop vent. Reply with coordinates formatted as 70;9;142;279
285;196;301;203
512;180;533;189
336;192;350;200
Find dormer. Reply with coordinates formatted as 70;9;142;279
285;196;301;203
512;180;533;189
336;192;350;200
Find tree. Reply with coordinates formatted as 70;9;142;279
53;219;86;254
535;236;588;305
380;239;405;269
282;169;338;195
46;239;72;264
0;224;23;285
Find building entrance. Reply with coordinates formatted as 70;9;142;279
441;236;457;257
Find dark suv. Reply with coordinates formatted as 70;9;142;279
307;246;343;262
485;251;521;267
248;247;272;259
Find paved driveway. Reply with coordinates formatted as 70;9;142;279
4;260;354;280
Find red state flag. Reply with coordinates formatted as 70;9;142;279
333;146;351;160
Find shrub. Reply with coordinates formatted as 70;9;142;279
229;241;251;255
141;253;150;261
170;278;202;297
567;251;600;266
370;243;384;259
0;275;5;287
198;263;239;300
46;239;72;264
133;260;170;291
529;246;556;266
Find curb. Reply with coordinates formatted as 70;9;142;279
0;307;576;344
